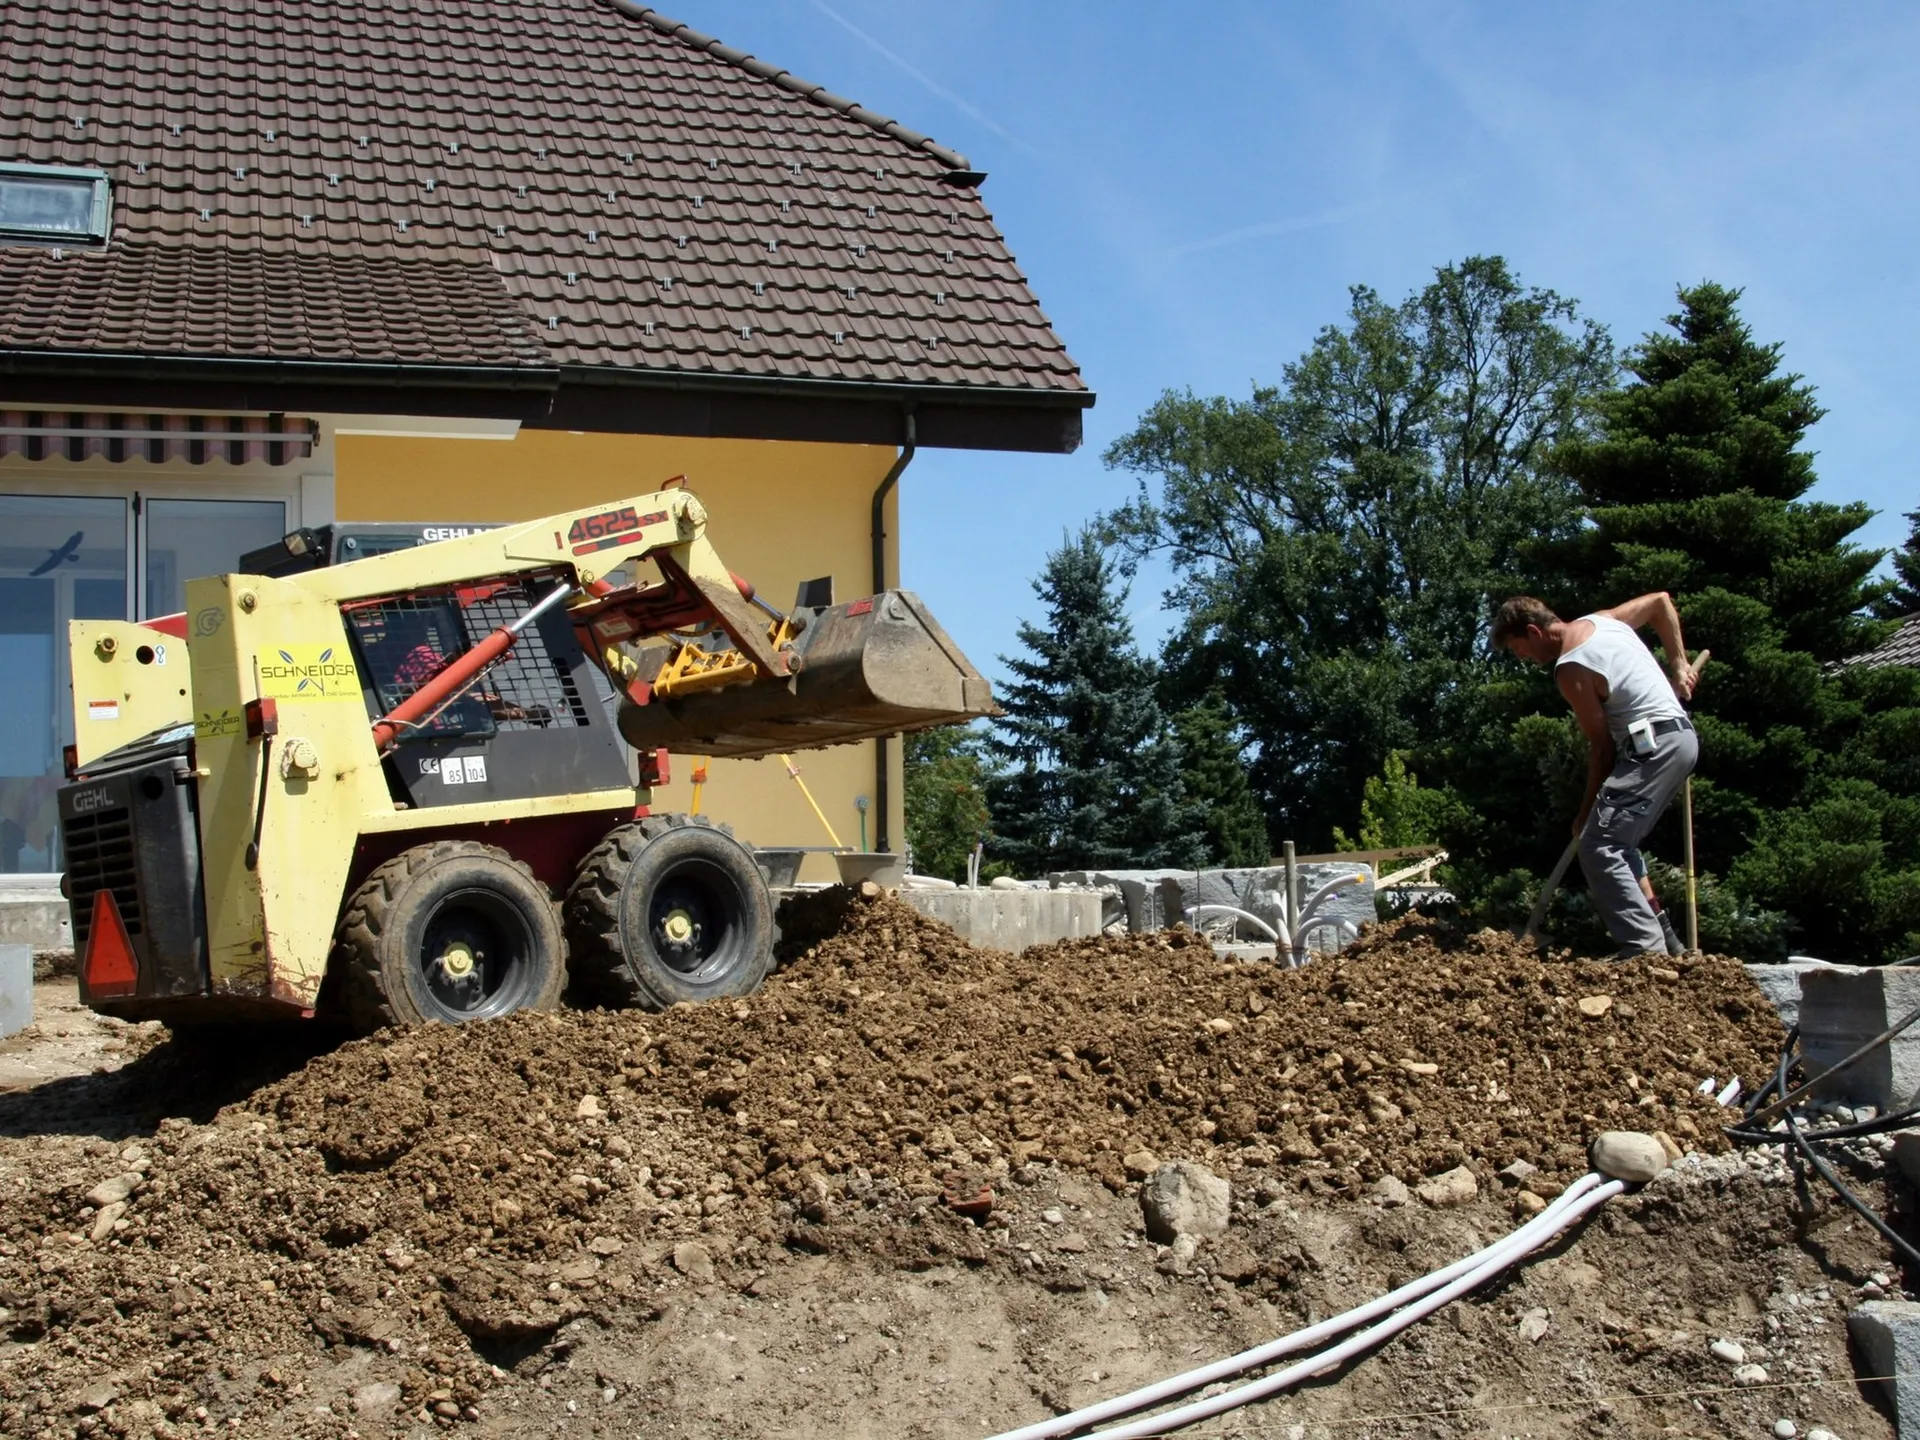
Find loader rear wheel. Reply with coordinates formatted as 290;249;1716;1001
335;841;566;1034
564;815;774;1011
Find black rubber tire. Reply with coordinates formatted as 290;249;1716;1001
334;840;566;1034
563;815;774;1010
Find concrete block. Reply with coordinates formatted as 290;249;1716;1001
0;943;29;1038
1798;965;1920;1111
1847;1300;1920;1438
900;889;1104;953
0;874;70;949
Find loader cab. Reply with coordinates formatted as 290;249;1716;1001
239;521;501;578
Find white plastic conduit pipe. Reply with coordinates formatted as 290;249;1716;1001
983;1172;1625;1440
1186;905;1282;944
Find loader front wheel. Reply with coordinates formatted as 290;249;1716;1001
335;841;566;1034
564;816;774;1010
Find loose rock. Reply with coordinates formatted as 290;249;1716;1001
1710;1338;1747;1364
672;1241;715;1283
1415;1165;1478;1208
1732;1363;1770;1387
1577;995;1614;1018
84;1173;138;1208
1369;1175;1411;1207
1590;1131;1668;1183
1140;1161;1231;1242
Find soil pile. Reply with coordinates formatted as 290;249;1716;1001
0;894;1790;1435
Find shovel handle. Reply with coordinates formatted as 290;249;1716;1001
1523;838;1581;941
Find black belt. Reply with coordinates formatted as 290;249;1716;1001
1649;716;1694;736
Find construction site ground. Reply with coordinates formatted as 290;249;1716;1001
0;895;1905;1440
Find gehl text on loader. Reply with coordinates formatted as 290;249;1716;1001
55;486;997;1035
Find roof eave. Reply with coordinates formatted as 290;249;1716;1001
0;349;1093;453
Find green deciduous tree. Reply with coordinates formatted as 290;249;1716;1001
1330;751;1466;852
903;725;994;881
985;530;1208;875
1106;255;1614;848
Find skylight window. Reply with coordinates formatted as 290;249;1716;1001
0;163;112;245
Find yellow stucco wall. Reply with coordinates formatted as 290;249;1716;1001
334;429;902;879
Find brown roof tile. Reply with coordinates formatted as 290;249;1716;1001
0;0;1085;405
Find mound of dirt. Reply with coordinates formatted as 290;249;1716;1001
0;894;1793;1435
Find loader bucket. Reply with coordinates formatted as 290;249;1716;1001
617;590;999;758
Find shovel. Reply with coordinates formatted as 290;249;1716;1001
1520;647;1710;949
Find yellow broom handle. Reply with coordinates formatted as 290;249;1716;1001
779;753;844;849
688;756;710;816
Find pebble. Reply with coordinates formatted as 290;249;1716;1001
1121;1149;1161;1180
1415;1166;1478;1208
1513;1191;1547;1216
575;1095;604;1119
1203;1017;1235;1035
1807;1429;1837;1440
1516;1307;1550;1342
84;1173;138;1208
1576;995;1613;1018
1732;1363;1770;1387
1497;1159;1538;1186
352;1382;401;1416
1589;1131;1668;1183
1710;1338;1746;1364
1041;1207;1065;1225
1399;1059;1439;1077
1773;1422;1796;1439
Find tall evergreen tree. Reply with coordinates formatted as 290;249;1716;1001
1170;696;1271;866
1528;283;1919;959
985;531;1207;875
1873;508;1920;619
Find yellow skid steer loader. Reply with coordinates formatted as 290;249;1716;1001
57;487;994;1034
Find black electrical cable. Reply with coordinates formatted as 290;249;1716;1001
1724;1019;1920;1272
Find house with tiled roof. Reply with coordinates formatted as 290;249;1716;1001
1837;615;1920;672
0;0;1088;878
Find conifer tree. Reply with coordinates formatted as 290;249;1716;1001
1873;508;1920;619
1537;283;1918;958
985;531;1208;875
1171;696;1271;866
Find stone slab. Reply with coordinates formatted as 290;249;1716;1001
1797;965;1920;1111
900;890;1104;953
0;943;29;1039
1847;1300;1920;1439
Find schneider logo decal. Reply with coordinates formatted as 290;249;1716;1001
259;645;360;701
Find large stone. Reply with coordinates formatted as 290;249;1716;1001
1159;864;1376;954
1852;1298;1920;1439
1589;1131;1668;1183
1744;959;1841;1033
1140;1161;1231;1242
1048;870;1195;932
85;1173;139;1209
1799;965;1920;1111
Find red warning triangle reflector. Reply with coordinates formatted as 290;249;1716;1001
83;888;138;999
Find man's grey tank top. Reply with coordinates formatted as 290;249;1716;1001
1556;614;1684;743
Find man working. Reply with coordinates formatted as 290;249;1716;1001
1491;593;1700;957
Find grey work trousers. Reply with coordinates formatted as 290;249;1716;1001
1578;724;1699;954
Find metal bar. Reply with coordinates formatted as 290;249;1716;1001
1683;778;1699;952
369;583;574;753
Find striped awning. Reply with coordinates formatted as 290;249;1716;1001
0;411;317;465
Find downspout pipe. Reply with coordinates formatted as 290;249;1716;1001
869;409;916;854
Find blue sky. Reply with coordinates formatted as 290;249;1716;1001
699;1;1920;677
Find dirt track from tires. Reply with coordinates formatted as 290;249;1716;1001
0;892;1900;1438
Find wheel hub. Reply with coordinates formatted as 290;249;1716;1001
662;908;697;947
438;940;479;980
